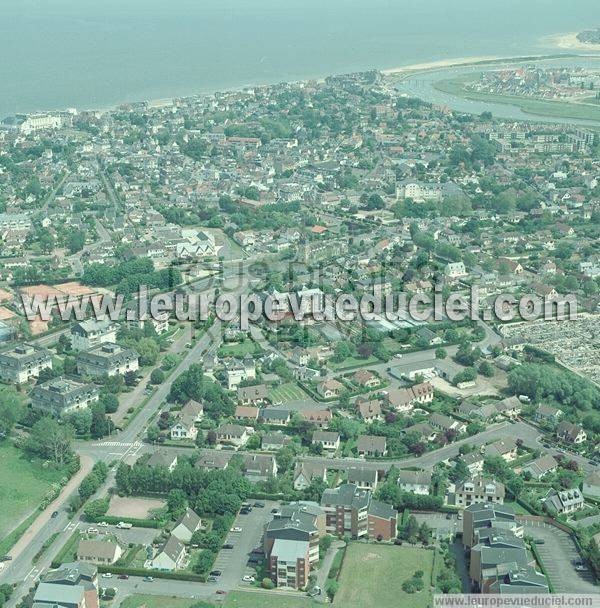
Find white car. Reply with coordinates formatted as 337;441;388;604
101;573;113;579
98;522;109;527
230;527;243;533
242;575;255;582
87;527;99;534
395;353;403;359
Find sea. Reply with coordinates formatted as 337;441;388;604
1;0;599;118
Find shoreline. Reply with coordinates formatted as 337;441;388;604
545;32;600;52
3;48;597;121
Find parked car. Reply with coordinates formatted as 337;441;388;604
51;511;59;518
117;575;129;580
207;576;218;582
216;590;226;595
242;575;255;582
101;573;112;579
230;527;242;533
222;544;234;549
253;502;265;508
307;586;321;597
210;570;222;577
1;556;12;562
143;576;154;582
98;522;109;527
534;539;545;545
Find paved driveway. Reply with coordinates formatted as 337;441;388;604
521;520;597;593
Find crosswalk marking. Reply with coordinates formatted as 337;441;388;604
94;441;142;448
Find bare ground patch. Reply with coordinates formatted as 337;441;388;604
107;496;166;519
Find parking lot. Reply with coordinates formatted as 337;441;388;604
521;520;597;593
413;512;462;541
88;523;157;547
209;499;278;590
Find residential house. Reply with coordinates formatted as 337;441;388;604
460;452;485;475
262;432;292;451
76;539;122;565
556;421;587;444
293;462;327;491
403;422;438;443
452;477;505;508
299;409;332;428
170;400;203;441
243;453;278;481
493;396;521;419
356;435;387;457
535;404;563;425
485;439;517;462
429;413;467;435
225;356;256;390
147;450;178;471
171;508;202;543
234;405;260;422
237;384;268;406
521;455;558;481
312;431;340;451
260;408;291;426
397;470;432;495
351;369;379;389
348;467;379;491
583;471;600;500
543;488;584;515
151;534;186;571
215;424;249;448
356;398;383;423
316;378;344;399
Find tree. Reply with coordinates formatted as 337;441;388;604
401;515;419;543
0;386;25;438
167;489;188;518
435;347;447;360
150;368;165;384
25;418;75;465
478;361;495;378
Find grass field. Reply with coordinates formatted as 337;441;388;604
119;592;321;608
0;443;68;538
268;382;308;403
329;355;379;371
434;75;600;123
334;544;434;608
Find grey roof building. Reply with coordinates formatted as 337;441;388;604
0;343;52;383
31;377;99;416
77;342;139;378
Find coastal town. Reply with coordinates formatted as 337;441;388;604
0;63;598;608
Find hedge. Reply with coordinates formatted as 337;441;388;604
96;564;206;582
86;514;165;529
51;530;80;568
529;542;555;593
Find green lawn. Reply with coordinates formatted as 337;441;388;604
329;356;379;371
434;75;600;123
334;543;434;608
218;340;262;358
119;592;320;608
268;382;308;404
0;443;69;538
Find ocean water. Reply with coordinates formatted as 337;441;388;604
1;0;598;117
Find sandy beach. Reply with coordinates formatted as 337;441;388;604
547;32;600;52
382;56;505;75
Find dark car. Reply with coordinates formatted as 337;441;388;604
271;508;279;514
210;570;222;577
253;502;265;508
51;511;59;518
1;556;12;561
534;539;545;545
216;590;226;595
222;544;234;549
117;574;129;580
207;576;218;582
